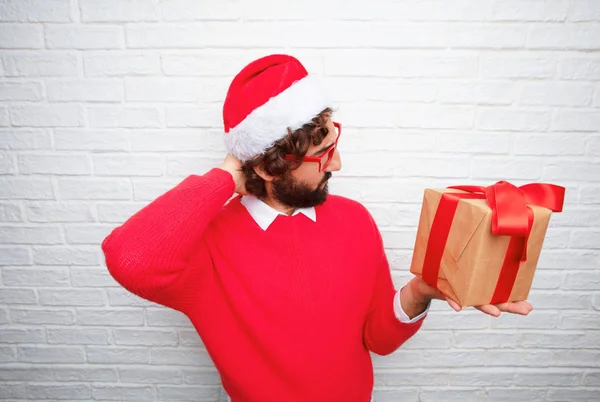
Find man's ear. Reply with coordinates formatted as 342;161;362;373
252;165;274;182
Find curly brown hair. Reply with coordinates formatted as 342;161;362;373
241;108;333;198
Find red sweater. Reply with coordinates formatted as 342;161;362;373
102;168;424;402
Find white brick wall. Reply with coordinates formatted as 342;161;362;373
0;0;599;401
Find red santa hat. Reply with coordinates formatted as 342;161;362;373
222;54;331;162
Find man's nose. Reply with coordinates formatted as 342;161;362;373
325;149;342;172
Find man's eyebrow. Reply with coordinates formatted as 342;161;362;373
311;143;332;156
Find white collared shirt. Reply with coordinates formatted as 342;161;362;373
240;195;429;324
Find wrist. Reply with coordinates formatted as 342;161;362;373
400;279;432;319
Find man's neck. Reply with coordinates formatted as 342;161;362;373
258;195;296;216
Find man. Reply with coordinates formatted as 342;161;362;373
102;54;532;402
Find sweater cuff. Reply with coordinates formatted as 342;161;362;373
394;288;429;323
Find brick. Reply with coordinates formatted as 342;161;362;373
84;51;160;76
0;0;71;22
33;246;100;265
538;250;599;270
583;372;600;386
47;328;110;345
491;0;569;21
2;267;70;286
375;369;450;386
325;50;478;78
560;57;600;80
18;346;84;363
178;330;204;347
420;388;484;402
513;369;582;386
0;202;23;222
552;110;600;131
53;367;118;382
531;270;563;289
26;201;93;223
92;384;155;400
107;288;156;307
449;369;513;386
0;128;52;150
166;105;221;128
490;310;559;329
58;178;131;200
93;154;165;177
0;106;8;126
0;152;17;174
453;331;519;348
563;271;600;290
477;109;550;131
27;384;90;400
481;55;557;78
0;328;45;343
65;224;113;245
527;23;600;50
527;292;592;309
160;0;242;21
579;186;600;204
46;79;124;102
11;104;84;127
0;346;16;362
446;23;526;48
471;157;542;180
125;77;203;102
11;307;75;324
0;383;26;399
78;308;144;326
0;308;7;324
157;385;220;401
18;154;91;175
439;82;516;105
97;202;145;223
0;225;62;245
39;289;105;307
88;106;162;128
166;156;234;177
0;81;43;101
150;347;213;366
182;368;222;385
544;161;600;181
520;82;594;106
553;348;600;366
45;24;124;49
3;51;78;77
552;208;600;227
146;308;192;327
422;350;485;367
569;0;600;21
161;51;262;76
0;366;53;381
513;134;586;156
485;388;548;401
422;312;489;330
80;0;158;22
55;129;129;151
71;267;119;288
373;350;422;369
588;135;600;155
113;329;178;346
486;350;553;366
547;389;600;401
330;178;426;204
0;288;36;305
329;78;437;103
86;346;149;364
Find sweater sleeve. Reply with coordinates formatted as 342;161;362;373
101;168;235;313
362;213;426;356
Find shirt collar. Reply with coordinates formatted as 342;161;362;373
240;195;317;231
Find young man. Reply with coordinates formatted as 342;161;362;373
102;54;532;402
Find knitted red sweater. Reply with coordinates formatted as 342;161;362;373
102;168;424;402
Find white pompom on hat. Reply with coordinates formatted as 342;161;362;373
222;54;331;162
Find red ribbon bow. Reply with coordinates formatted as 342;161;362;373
422;181;564;305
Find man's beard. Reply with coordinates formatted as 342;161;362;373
272;172;332;209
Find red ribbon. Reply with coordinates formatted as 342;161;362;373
421;181;564;305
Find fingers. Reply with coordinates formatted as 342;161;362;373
496;301;533;316
475;304;502;317
446;299;462;312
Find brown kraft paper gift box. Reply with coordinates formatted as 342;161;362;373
409;185;563;308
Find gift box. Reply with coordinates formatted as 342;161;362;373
409;181;565;307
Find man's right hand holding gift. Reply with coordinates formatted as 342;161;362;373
400;276;534;318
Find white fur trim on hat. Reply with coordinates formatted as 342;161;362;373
224;75;331;162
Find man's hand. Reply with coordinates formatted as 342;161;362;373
219;154;247;195
401;276;533;318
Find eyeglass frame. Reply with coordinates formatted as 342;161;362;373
283;122;342;172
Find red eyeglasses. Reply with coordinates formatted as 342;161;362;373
284;122;342;172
